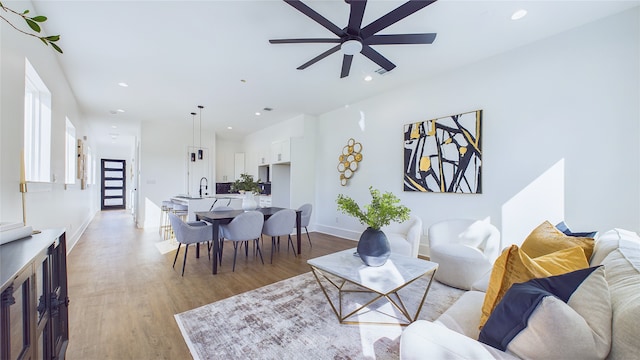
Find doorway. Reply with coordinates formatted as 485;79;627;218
101;159;126;210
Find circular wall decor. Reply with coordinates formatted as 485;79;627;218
337;138;363;186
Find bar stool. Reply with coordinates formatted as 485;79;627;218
160;200;174;240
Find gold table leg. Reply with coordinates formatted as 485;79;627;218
309;266;437;326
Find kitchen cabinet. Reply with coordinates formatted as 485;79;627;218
257;149;269;166
270;139;290;164
1;228;69;360
258;195;272;208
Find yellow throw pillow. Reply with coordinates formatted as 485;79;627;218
479;245;589;328
521;221;595;260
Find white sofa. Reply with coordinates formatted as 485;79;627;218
400;228;640;359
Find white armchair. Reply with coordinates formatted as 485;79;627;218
428;219;500;290
383;215;423;258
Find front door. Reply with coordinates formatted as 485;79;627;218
101;159;126;210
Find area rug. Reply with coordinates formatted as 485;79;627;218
154;239;178;255
175;271;465;359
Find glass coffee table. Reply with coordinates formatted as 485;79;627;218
307;248;438;326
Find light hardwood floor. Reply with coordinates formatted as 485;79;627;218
66;210;355;359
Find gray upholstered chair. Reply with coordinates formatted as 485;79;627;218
168;212;213;276
219;211;264;272
262;209;297;263
210;206;234;261
298;203;313;246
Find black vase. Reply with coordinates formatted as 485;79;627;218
357;227;391;267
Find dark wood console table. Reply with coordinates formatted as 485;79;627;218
1;228;69;360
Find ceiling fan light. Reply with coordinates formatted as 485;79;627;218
341;40;362;55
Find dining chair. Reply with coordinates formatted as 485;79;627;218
168;213;213;276
210;206;234;261
298;203;313;246
262;209;297;264
219;211;265;272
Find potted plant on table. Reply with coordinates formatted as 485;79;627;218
336;186;410;266
230;173;261;210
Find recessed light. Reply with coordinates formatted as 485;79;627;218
112;125;117;129
227;126;233;130
255;112;261;116
511;9;527;20
364;75;373;82
118;82;128;87
117;109;125;113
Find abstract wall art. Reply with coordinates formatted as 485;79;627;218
404;110;482;193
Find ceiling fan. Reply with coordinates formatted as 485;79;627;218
269;0;438;78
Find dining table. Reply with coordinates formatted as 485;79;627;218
195;207;302;274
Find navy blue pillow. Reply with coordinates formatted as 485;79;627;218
555;221;597;238
479;266;602;351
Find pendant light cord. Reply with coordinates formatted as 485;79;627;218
198;105;204;149
191;112;196;151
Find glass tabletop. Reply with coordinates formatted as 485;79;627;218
307;248;438;294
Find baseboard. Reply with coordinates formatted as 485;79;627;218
67;209;98;254
313;224;360;242
418;242;431;258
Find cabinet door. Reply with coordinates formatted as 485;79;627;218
0;268;33;360
271;139;291;164
48;235;68;360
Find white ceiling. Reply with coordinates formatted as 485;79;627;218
29;0;639;147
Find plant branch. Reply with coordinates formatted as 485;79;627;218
0;2;63;53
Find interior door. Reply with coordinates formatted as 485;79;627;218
101;159;126;210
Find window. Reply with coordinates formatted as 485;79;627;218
65;117;76;184
24;58;51;182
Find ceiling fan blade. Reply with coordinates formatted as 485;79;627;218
361;45;396;72
270;38;342;44
346;0;367;36
297;45;341;70
365;33;437;45
285;0;344;37
360;0;437;39
341;55;354;78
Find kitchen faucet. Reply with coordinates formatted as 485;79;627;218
199;177;208;197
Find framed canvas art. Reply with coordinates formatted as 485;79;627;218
404;110;482;193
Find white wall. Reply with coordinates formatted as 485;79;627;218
314;8;640;252
1;6;99;250
137;122;215;228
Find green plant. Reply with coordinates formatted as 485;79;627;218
230;173;261;194
336;186;410;230
0;2;63;53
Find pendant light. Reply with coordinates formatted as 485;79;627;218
197;105;204;160
190;112;196;162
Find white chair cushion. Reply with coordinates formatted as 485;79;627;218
430;244;493;290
